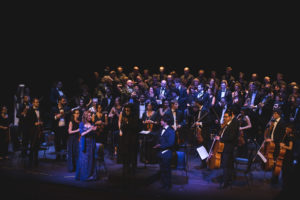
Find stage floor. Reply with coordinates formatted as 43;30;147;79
0;145;289;200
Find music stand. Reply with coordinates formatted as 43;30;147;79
139;130;150;168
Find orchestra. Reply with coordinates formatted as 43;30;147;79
2;65;299;192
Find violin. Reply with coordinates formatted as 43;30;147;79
38;124;44;141
145;111;155;131
146;122;153;131
237;114;245;147
174;120;184;145
206;123;225;169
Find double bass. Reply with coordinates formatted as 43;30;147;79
206;122;225;169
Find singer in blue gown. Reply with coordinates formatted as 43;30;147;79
75;110;98;181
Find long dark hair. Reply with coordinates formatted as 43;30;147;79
121;103;137;124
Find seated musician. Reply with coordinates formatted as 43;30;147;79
214;110;239;189
141;101;159;163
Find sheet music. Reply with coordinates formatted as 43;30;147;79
257;151;267;163
139;130;150;135
197;146;209;160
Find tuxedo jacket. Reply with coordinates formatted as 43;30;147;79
155;87;170;100
51;105;71;130
220;118;239;153
26;107;44;141
216;89;232;106
164;109;186;128
157;127;175;159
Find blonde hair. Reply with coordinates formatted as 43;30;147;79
82;110;91;124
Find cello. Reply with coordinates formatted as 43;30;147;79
193;111;209;144
273;129;289;176
206;122;225;169
260;119;276;171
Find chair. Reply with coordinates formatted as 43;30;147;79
234;157;253;189
39;130;54;159
172;150;188;181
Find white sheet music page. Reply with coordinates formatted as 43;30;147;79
197;146;209;160
139;130;150;135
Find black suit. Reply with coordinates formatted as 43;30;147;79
101;96;114;112
269;118;285;159
220;118;239;186
51;105;70;160
268;118;285;184
165;109;185;147
164;109;185;129
17;102;31;155
157;126;175;189
247;91;262;109
50;87;64;106
155;87;170;100
27;107;43;167
216;89;232;106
